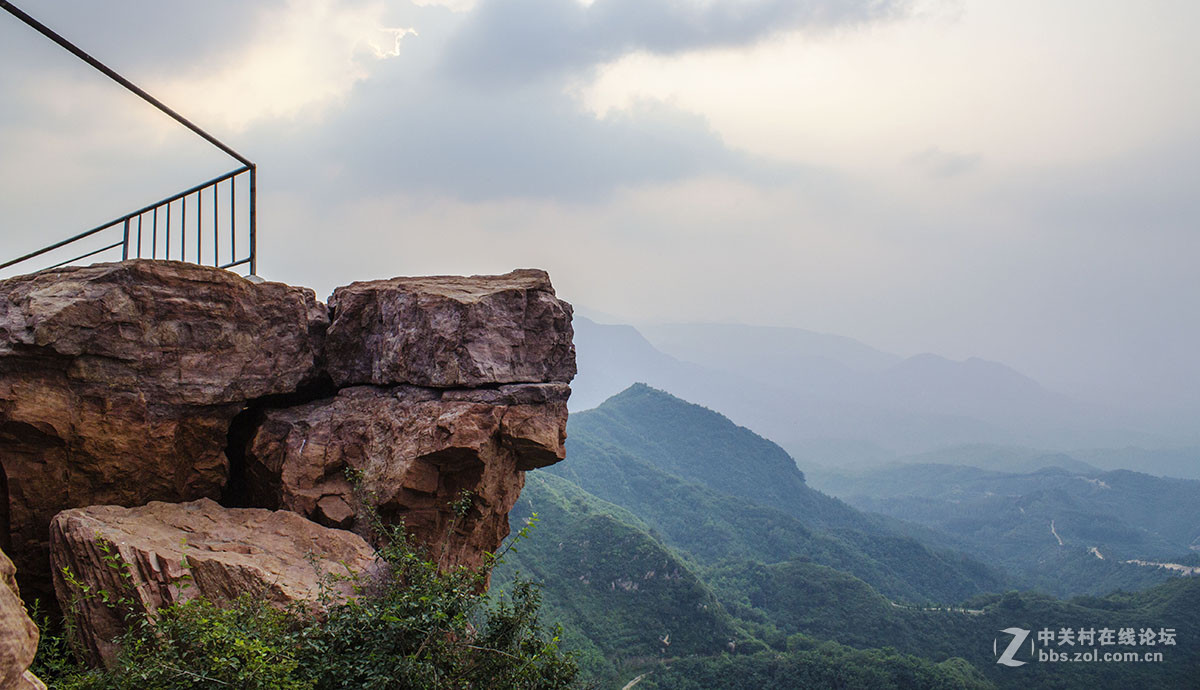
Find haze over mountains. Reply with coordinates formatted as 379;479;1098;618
571;313;1200;479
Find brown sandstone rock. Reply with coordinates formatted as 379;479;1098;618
325;269;576;388
245;383;569;571
1;548;44;690
0;260;328;603
50;498;377;667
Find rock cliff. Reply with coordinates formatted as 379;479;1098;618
0;261;573;644
245;382;568;570
1;547;44;689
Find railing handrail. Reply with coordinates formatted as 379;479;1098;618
0;1;251;168
0;1;258;276
0;166;249;272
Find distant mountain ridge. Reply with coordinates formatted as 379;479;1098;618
571;315;1173;467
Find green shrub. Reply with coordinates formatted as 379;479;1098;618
33;496;579;690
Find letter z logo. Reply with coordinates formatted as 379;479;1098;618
995;627;1031;667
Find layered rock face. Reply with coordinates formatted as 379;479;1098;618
0;261;573;614
51;499;377;666
0;260;326;602
1;548;44;689
246;383;568;570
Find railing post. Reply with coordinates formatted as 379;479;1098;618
249;164;257;276
122;219;129;260
230;177;236;266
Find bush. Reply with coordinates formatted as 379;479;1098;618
33;496;579;690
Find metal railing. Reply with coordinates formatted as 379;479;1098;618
0;167;256;274
0;1;257;277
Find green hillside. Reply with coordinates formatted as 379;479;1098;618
636;643;995;690
491;473;747;686
552;385;1006;604
565;384;865;528
818;462;1200;595
500;385;1200;688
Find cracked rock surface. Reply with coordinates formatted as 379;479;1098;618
0;260;574;618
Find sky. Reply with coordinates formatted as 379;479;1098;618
1;0;1198;420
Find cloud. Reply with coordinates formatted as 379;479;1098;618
246;2;837;203
7;0;414;132
443;0;910;83
157;0;416;131
906;147;981;178
4;0;905;204
8;1;272;74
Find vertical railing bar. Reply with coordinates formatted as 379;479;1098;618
230;174;236;266
196;190;202;263
249;165;256;275
121;219;129;260
137;214;143;258
181;195;187;262
166;202;171;260
213;183;219;267
152;207;158;259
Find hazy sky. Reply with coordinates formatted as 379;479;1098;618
1;0;1197;414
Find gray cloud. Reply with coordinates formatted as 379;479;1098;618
906;147;981;178
4;0;895;204
273;81;755;202
7;1;275;74
444;0;910;83
249;2;828;203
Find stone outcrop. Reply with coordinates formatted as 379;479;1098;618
325;269;575;388
0;259;574;656
50;499;377;667
1;547;45;690
245;383;568;570
0;260;327;602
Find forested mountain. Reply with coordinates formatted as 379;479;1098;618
881;443;1101;475
551;385;1006;603
498;385;1200;688
816;462;1200;595
493;473;743;686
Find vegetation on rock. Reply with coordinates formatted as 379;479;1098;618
33;499;578;690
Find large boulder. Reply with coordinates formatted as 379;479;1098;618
245;383;569;570
1;548;44;690
0;260;328;603
324;269;575;388
50;498;377;667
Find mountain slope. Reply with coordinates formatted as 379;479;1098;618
566;383;862;528
697;559;1200;690
550;385;1006;603
816;462;1200;595
492;472;745;685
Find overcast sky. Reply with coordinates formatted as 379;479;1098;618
1;0;1197;417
